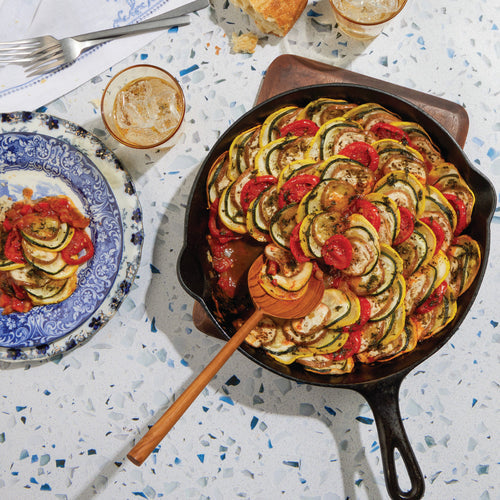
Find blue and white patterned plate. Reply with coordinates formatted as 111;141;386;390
0;111;143;361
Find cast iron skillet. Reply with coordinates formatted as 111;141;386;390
178;84;496;500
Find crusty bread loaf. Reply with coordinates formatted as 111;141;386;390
230;0;308;37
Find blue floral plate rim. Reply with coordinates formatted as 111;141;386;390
0;111;143;362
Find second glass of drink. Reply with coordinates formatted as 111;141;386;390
329;0;408;40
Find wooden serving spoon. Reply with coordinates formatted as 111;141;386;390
127;254;324;466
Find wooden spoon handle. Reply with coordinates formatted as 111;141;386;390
127;308;264;466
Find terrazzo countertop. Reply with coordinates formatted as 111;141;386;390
1;1;499;498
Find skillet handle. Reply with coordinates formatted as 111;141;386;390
358;377;425;500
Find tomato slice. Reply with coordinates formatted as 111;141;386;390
61;229;94;265
0;293;31;314
209;240;233;273
415;281;448;314
278;174;320;208
420;216;445;254
325;329;361;361
393;206;414;246
289;223;310;263
4;230;26;264
239;175;277;212
344;296;371;332
48;197;89;229
279;119;319;138
348;198;381;231
339;141;379;172
19;204;33;216
371;122;411;144
208;199;242;244
217;274;237;299
16;213;59;241
321;234;353;270
443;193;468;236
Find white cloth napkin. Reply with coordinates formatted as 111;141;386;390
0;0;188;112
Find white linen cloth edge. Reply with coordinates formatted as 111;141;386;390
0;0;189;113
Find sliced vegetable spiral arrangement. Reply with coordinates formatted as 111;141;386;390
0;191;93;315
205;99;481;375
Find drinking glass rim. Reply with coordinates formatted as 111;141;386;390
330;0;408;27
100;64;186;149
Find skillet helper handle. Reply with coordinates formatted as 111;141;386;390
359;378;425;500
127;308;265;466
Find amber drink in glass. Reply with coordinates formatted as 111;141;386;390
329;0;408;40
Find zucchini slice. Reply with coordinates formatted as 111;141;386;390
0;259;24;271
244;317;280;348
297;179;355;220
357;313;416;364
424;185;457;232
297;355;355;375
22;239;58;264
277;159;319;189
247;184;279;241
9;265;49;287
228;126;260;181
432;174;475;226
285;304;330;344
271;261;314;292
391;121;443;166
307;118;364;161
405;250;450;314
254;135;299;177
300;329;349;354
317;156;375;197
26;273;78;306
365;192;399;245
321;287;361;329
267;350;307;365
374;171;426;218
404;262;437;314
258;262;312;300
413;289;457;340
218;180;248;234
30;252;67;274
262;326;297;355
24;279;67;300
379;153;427;186
349;244;403;297
446;235;481;298
269;203;299;249
206;151;231;206
343;103;398;125
395;220;436;278
358;313;395;352
317;155;363;179
259;106;299;146
301;210;345;259
342;214;380;277
378;303;406;345
21;223;73;251
298;213;319;259
297;98;354;125
427;162;461;185
367;274;406;322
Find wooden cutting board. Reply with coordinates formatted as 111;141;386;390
193;54;470;340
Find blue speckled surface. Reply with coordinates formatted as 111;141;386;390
0;0;499;498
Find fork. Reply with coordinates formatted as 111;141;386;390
0;14;190;77
0;0;209;76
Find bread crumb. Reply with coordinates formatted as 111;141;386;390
231;32;259;54
229;0;307;37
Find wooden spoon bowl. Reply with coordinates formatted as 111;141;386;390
127;255;324;466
